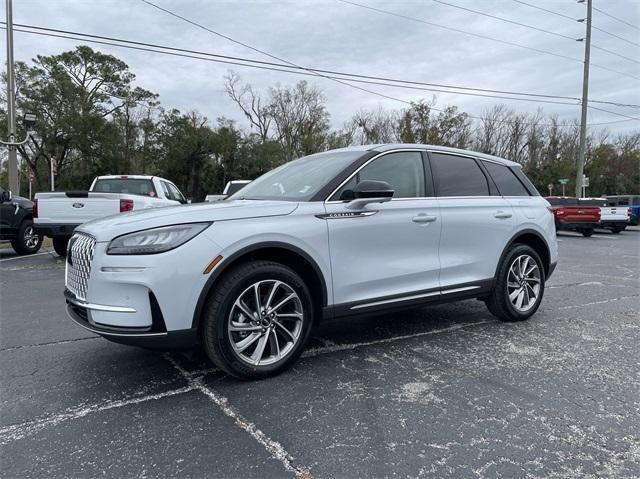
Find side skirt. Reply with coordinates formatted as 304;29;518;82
323;279;494;319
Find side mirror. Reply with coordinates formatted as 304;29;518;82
346;180;394;210
1;190;12;202
186;198;193;204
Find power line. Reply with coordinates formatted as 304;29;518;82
513;0;640;48
2;25;637;127
433;0;639;66
3;20;638;110
338;0;640;81
433;0;578;41
593;6;640;32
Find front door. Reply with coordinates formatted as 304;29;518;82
324;150;441;309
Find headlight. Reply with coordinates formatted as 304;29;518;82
107;222;211;255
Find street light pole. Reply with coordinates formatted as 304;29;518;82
4;0;18;195
575;0;592;198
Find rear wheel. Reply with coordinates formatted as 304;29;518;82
582;229;594;237
52;237;69;257
11;220;43;255
610;226;623;234
201;260;314;379
485;244;545;322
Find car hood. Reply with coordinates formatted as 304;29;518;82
77;200;299;242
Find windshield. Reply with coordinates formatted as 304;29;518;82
227;150;364;201
93;178;157;197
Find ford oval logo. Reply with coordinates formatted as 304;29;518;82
72;202;85;209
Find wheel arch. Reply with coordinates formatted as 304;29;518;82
191;241;328;331
498;229;552;279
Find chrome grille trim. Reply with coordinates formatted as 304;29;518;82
65;233;96;301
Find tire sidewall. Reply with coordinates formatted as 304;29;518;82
498;245;545;320
12;220;43;254
204;262;314;379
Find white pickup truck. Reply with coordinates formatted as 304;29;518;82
34;175;186;256
579;198;630;234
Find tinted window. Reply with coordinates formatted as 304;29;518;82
482;161;530;196
332;152;425;200
430;153;489;197
546;197;578;206
93;179;156;197
579;198;606;207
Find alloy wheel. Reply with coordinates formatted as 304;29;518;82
24;225;40;249
227;279;304;366
507;254;541;313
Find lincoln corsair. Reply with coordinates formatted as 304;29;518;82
64;144;558;379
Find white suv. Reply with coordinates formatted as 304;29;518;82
64;145;558;379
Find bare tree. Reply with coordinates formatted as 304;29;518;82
224;72;271;142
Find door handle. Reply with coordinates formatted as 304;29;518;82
494;211;512;219
412;214;437;223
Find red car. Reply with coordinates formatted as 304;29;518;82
545;196;601;237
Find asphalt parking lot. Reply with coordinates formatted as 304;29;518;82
1;228;639;478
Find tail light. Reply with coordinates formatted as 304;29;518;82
628;208;632;217
32;199;38;218
556;208;565;216
120;199;134;212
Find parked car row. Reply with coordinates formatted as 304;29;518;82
545;196;632;237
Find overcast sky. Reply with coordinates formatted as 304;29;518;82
3;0;640;134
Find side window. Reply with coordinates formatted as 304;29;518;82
331;152;426;200
160;181;172;200
430;153;489;197
167;183;185;203
482;161;530;196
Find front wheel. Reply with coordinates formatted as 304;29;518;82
52;237;70;257
11;220;43;255
485;244;545;322
201;260;314;379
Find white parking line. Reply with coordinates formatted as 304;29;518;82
164;354;312;479
0;251;53;263
0;385;197;445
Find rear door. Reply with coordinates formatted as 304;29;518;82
325;150;442;308
430;151;516;289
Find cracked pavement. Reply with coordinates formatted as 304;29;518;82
1;228;639;478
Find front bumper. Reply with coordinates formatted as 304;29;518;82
65;289;197;349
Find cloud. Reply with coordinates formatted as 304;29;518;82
4;0;639;133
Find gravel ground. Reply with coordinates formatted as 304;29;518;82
1;228;639;478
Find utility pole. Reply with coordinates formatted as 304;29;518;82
575;0;592;198
1;0;36;194
4;0;18;194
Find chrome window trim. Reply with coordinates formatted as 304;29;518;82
324;148;433;204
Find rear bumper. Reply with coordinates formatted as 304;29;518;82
599;220;629;228
34;223;80;237
556;221;598;231
64;289;198;350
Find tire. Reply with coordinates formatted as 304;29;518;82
582;229;593;237
610;226;623;234
485;244;545;322
201;260;315;379
52;237;70;257
11;219;43;255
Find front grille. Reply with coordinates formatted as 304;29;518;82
65;233;96;301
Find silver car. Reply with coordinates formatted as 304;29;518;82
65;144;558;379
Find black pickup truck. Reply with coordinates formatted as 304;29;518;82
0;187;43;255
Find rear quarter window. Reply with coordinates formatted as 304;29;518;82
482;161;530;196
